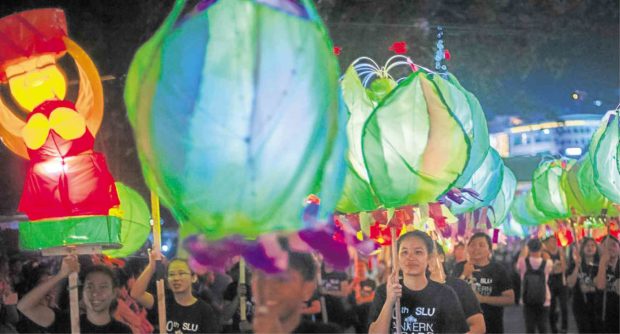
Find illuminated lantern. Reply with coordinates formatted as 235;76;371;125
532;158;575;219
487;166;517;227
450;148;504;215
125;0;346;240
336;56;473;213
103;183;151;258
562;157;618;217
0;9;120;250
511;191;553;227
589;110;620;204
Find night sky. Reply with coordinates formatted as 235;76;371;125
0;0;618;220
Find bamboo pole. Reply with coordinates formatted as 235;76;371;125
239;258;247;321
151;192;167;334
315;262;329;323
390;227;401;334
69;248;80;334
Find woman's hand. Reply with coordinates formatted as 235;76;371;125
385;271;402;306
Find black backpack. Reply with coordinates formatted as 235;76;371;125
522;258;547;305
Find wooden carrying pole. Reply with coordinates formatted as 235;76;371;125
151;192;167;334
390;227;401;334
239;258;247;321
69;248;80;334
314;260;329;323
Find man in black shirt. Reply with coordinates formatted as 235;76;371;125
17;255;132;333
453;233;514;334
430;242;485;334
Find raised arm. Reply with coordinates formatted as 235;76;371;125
17;255;78;327
129;250;159;309
595;243;610;290
567;251;581;288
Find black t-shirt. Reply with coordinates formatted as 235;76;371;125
368;280;468;334
49;311;132;334
545;250;564;284
321;271;348;293
445;276;482;319
452;261;512;334
151;297;220;333
568;261;601;312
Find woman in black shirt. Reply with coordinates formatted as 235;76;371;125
567;237;602;333
595;236;619;333
368;231;468;334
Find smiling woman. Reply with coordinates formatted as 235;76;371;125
130;252;220;333
368;231;468;334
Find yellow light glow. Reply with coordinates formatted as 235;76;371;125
6;55;67;112
509;120;590;134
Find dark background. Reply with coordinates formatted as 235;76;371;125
0;0;618;222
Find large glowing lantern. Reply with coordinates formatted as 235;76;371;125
0;9;121;250
124;0;346;240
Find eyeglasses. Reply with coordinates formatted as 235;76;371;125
167;272;191;278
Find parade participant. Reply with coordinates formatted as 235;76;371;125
453;232;515;333
567;237;602;333
369;231;468;334
543;236;568;333
251;238;341;334
14;263;57;333
594;236;619;333
517;239;553;333
447;242;467;276
320;262;355;330
430;242;485;334
17;255;131;333
130;251;219;333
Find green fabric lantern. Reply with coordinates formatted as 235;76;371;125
450;148;504;215
589;110;620;204
488;166;517;227
124;0;347;240
562;157;618;217
446;74;491;188
532;159;575;219
103;183;151;258
511;191;552;226
337;57;472;211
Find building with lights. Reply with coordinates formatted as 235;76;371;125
490;114;603;158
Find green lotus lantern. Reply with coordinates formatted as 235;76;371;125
337;56;473;212
589;110;620;204
487;166;517;227
124;0;347;240
532;158;575;219
562;157;618;217
450;148;504;215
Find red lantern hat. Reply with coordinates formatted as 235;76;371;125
0;8;68;82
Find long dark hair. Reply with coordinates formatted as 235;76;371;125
579;237;600;265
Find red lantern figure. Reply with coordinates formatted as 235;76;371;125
0;9;120;250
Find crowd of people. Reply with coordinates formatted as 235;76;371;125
0;232;618;334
